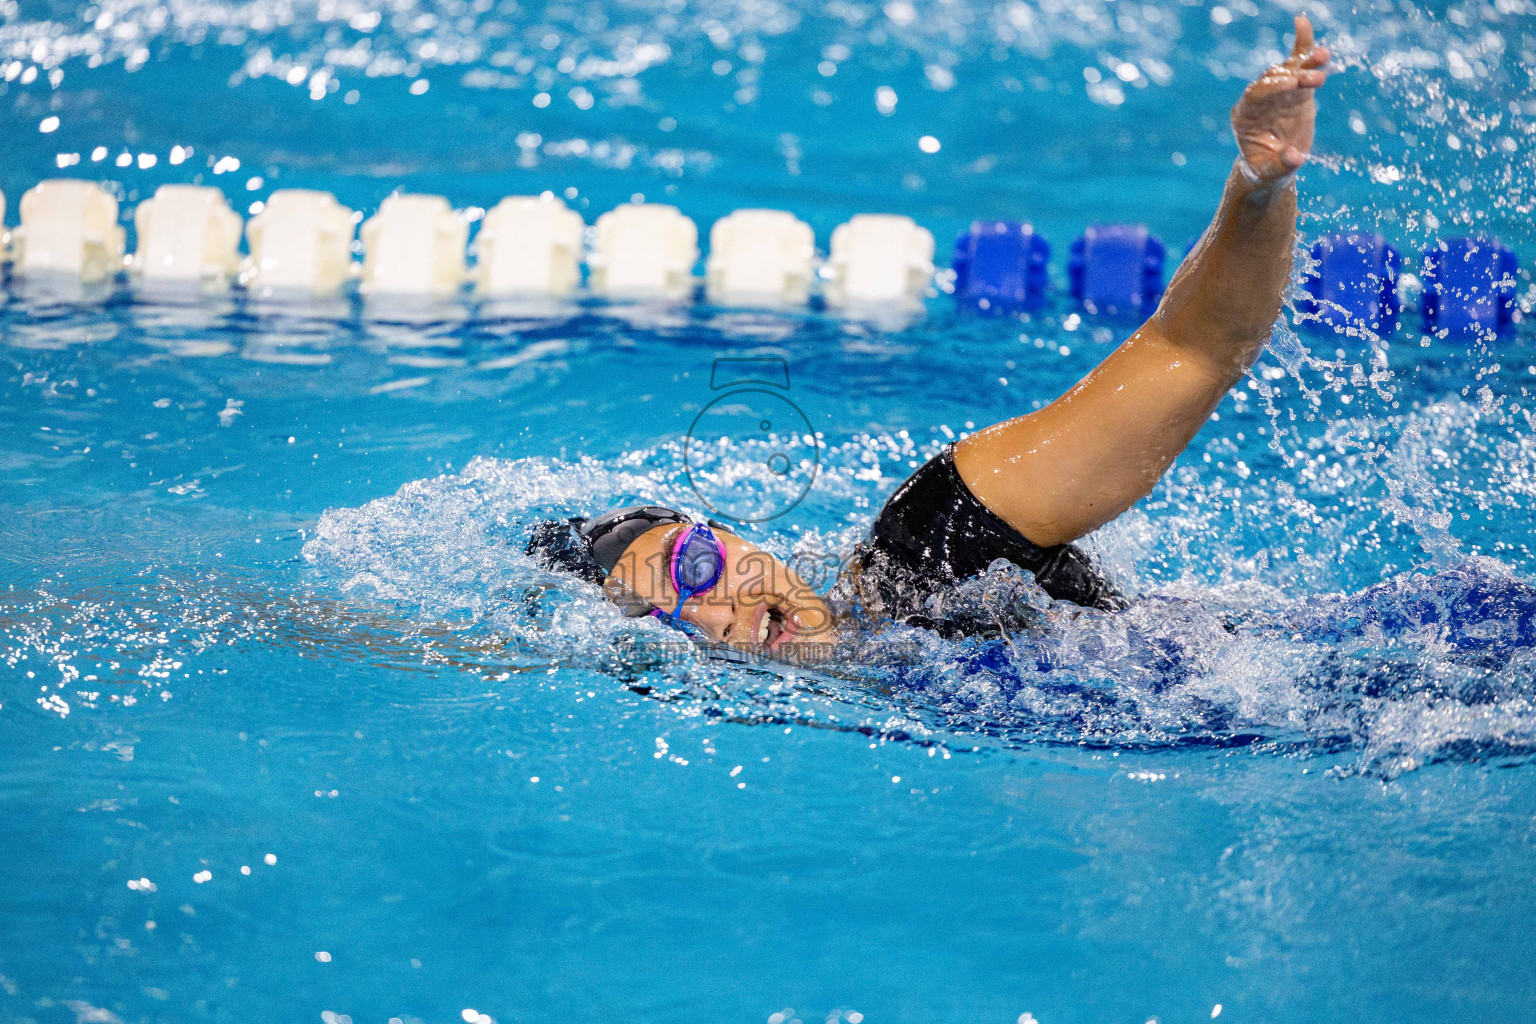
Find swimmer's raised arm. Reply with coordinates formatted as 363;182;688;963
954;15;1330;547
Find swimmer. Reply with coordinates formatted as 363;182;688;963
528;16;1331;659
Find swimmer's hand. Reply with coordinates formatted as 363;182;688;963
1231;14;1331;185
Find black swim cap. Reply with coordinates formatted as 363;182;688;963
524;505;692;584
581;505;693;574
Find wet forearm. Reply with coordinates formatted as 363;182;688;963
1153;160;1298;378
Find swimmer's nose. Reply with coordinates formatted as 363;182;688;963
683;591;739;644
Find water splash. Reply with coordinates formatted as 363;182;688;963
281;441;1536;775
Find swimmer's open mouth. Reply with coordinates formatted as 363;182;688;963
753;603;793;650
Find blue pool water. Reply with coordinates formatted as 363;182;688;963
5;1;1536;1021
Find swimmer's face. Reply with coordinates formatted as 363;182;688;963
606;524;837;658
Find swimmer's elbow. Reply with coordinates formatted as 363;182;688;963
1152;297;1273;376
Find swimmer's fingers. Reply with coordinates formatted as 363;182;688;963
1286;14;1330;81
1291;43;1331;89
1246;68;1308;104
1261;64;1326;92
1250;54;1329;97
1289;14;1315;61
1250;67;1300;94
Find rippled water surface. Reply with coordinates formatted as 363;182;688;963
5;1;1536;1022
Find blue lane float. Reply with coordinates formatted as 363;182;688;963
1421;236;1519;337
952;220;1050;312
1300;232;1401;333
1069;224;1165;317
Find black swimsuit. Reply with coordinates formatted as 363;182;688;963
856;445;1124;628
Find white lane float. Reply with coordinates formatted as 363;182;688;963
131;184;243;284
11;179;126;283
824;213;935;308
244;189;357;295
472;195;585;297
0;171;964;310
705;208;816;305
361;193;468;297
588;202;698;300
